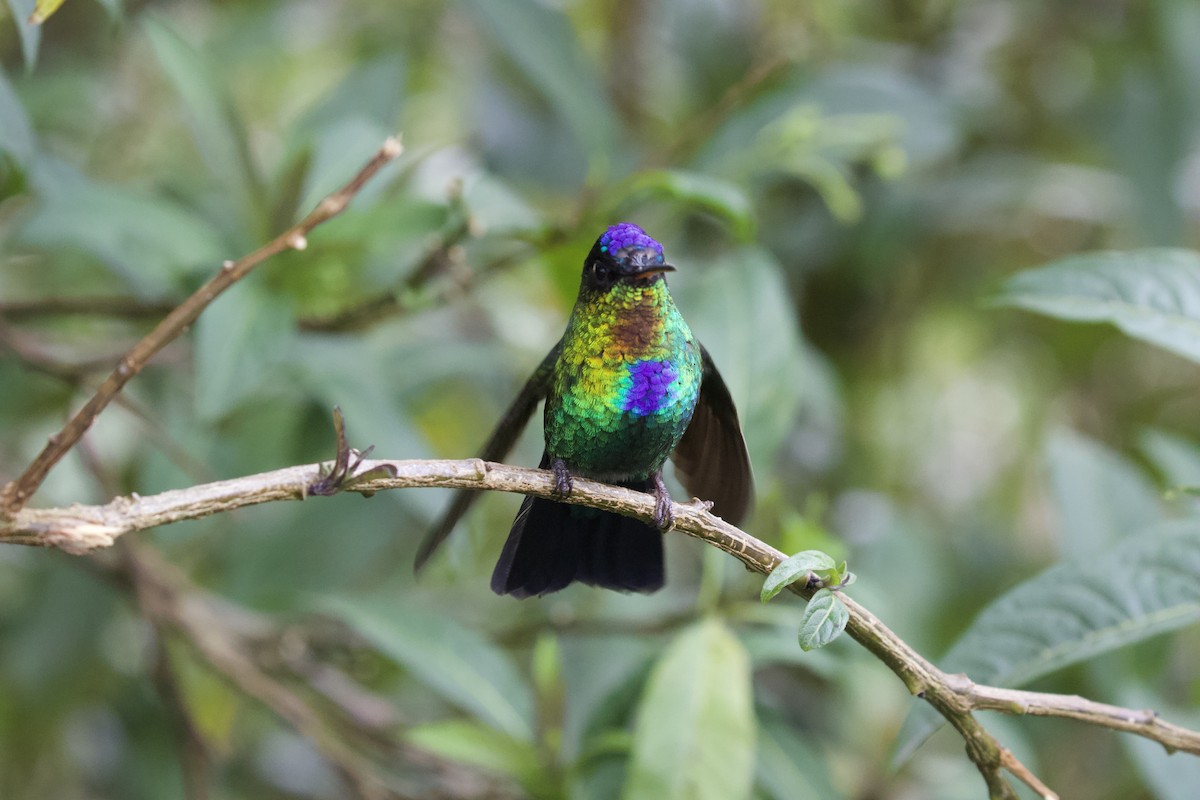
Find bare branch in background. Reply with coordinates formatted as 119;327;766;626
119;543;401;800
0;296;178;320
297;215;474;333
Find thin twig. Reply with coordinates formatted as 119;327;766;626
0;315;134;378
119;546;213;800
120;543;398;800
130;569;214;800
3;455;1198;799
149;635;213;800
297;223;469;332
0;136;403;517
962;679;1200;755
1000;747;1059;800
656;53;796;166
0;296;177;320
109;540;504;798
116;541;214;800
1;319;216;485
297;233;527;333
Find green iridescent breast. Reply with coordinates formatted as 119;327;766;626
545;280;702;479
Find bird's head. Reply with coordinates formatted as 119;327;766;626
581;223;675;293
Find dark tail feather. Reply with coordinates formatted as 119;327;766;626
490;495;580;598
490;485;665;598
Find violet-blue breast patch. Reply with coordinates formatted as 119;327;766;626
623;359;679;416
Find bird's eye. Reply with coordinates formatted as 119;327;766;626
590;262;611;283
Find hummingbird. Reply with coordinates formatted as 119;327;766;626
414;223;753;597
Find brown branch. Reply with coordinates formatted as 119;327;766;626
148;635;213;800
133;575;214;800
0;319;213;484
962;679;1200;756
272;637;402;735
0;135;404;518
109;540;508;799
1000;747;1059;800
3;456;1199;799
0;315;134;379
297;217;471;332
655;53;796;166
119;542;400;800
0;296;177;320
297;228;529;334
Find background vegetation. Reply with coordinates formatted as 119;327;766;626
2;0;1199;797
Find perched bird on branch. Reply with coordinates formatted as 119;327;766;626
415;223;753;597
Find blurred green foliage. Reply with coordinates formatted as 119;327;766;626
2;1;1200;798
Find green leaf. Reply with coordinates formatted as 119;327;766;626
895;518;1200;763
736;605;842;679
993;249;1200;364
1118;687;1200;800
620;171;756;241
949;519;1200;683
462;173;541;234
291;335;428;459
292;54;405;138
460;0;617;166
317;595;534;741
5;0;41;68
0;71;35;165
531;633;563;719
623;618;755;800
93;0;120;18
761;550;836;602
408;720;554;797
1045;429;1162;556
193;284;296;420
143;14;260;226
1140;428;1200;488
19;170;226;295
295;115;394;216
273;55;404;225
756;708;842;799
797;589;848;652
560;634;657;760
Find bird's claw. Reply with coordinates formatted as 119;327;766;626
654;494;674;530
551;458;574;497
652;471;674;530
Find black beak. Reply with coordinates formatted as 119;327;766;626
629;263;676;278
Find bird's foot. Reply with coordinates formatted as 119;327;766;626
652;471;674;530
551;458;574;498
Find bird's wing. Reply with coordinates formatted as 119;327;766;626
670;343;754;525
413;342;561;572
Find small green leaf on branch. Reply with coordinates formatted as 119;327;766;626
760;550;837;602
798;589;849;651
